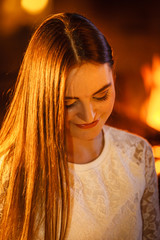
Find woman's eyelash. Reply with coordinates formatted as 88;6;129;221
93;92;109;101
65;101;77;108
65;90;109;108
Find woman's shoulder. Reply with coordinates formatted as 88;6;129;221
103;126;155;174
104;125;152;155
105;125;150;144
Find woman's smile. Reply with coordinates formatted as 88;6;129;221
75;119;99;129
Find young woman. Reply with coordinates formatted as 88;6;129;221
0;13;159;240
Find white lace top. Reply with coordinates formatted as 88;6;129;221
0;126;160;240
66;126;160;240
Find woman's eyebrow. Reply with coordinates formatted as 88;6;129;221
93;82;111;95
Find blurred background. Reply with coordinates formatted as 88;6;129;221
0;0;160;179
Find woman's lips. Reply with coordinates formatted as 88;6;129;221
75;119;99;129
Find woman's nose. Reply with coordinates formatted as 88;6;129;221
78;102;96;123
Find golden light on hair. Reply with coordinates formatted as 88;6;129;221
21;0;48;14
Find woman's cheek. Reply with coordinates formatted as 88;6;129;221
99;97;114;111
65;108;77;122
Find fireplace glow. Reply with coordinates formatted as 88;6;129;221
155;161;160;176
141;56;160;176
152;146;160;175
141;55;160;131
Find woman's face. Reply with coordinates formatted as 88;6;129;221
65;62;115;141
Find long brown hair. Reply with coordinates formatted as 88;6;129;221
0;13;113;239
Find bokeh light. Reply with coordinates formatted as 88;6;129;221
21;0;49;14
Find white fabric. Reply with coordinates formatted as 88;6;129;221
0;126;160;240
66;126;160;240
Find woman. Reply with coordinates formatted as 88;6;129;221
0;13;159;240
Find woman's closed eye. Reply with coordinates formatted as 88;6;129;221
65;99;77;108
93;90;109;101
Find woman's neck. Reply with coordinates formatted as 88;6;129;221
66;130;104;164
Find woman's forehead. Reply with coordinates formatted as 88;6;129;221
65;63;113;98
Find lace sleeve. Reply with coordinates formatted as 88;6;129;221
141;143;160;240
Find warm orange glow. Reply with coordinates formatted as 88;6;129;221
152;145;160;157
155;161;160;175
21;0;48;14
141;56;160;131
152;145;160;175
